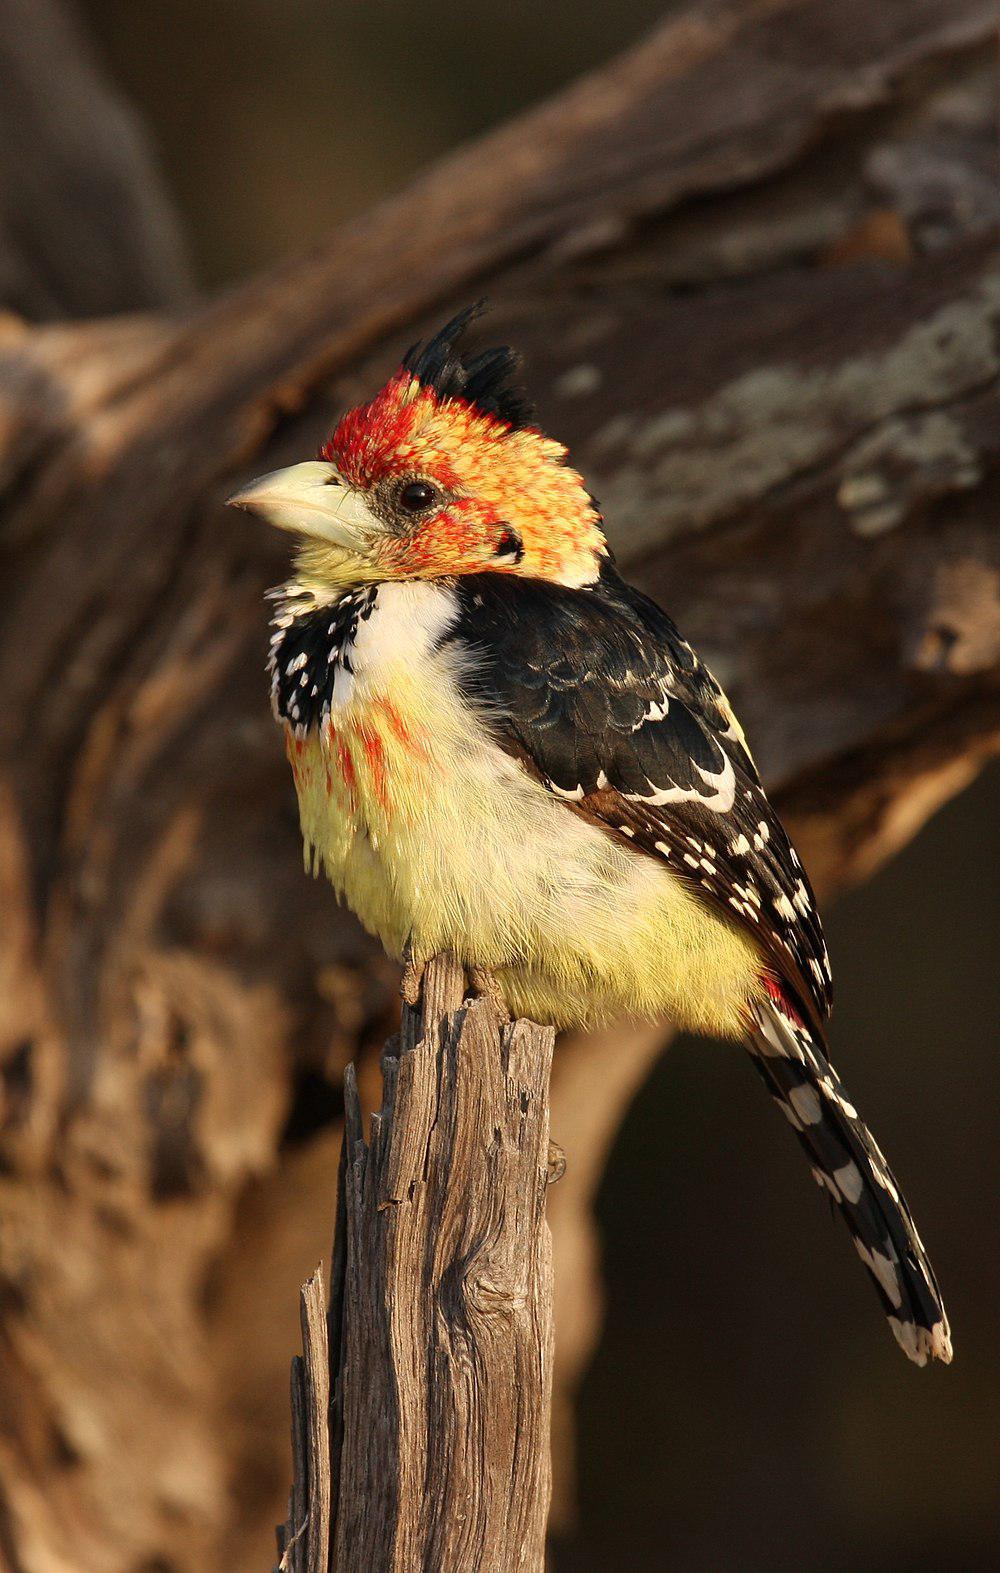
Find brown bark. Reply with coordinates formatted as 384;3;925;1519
0;2;997;1569
0;0;193;319
284;955;555;1573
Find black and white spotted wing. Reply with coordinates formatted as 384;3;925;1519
443;564;832;1025
748;989;951;1365
267;586;376;735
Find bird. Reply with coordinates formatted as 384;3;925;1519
228;302;951;1368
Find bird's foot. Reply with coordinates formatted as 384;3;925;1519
400;943;426;1009
546;1140;567;1186
468;965;512;1023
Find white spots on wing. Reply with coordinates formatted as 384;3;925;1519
866;1151;900;1204
809;958;826;986
618;824;635;838
730;833;751;856
817;1076;858;1120
887;1316;952;1367
887;1317;923;1364
549;781;585;801
895;1317;937;1365
629;749;736;813
855;1239;903;1309
634;696;669;728
286;651;309;675
700;857;718;874
753;1012;803;1059
773;892;796;922
792;880;811;915
833;1161;865;1204
733;880;761;909
595;770;610;789
788;1083;823;1125
812;1165;839;1198
757;820;769;842
654;840;671;858
772;1095;803;1130
683;852;700;869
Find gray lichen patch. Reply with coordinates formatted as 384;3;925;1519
586;274;1000;560
838;411;983;536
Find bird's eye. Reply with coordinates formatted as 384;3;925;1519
398;480;438;513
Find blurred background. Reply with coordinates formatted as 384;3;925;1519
4;1;998;1567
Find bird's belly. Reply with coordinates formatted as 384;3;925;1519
287;665;761;1035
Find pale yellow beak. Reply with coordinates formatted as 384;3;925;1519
227;460;380;551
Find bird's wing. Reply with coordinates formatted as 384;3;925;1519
445;569;832;1027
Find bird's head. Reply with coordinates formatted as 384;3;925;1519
229;304;607;591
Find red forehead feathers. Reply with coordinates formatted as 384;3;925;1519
315;304;607;585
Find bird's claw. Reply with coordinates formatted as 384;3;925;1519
469;965;512;1022
400;944;426;1008
546;1141;566;1185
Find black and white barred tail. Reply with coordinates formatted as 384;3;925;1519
747;989;952;1367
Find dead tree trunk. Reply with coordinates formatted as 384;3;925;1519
276;956;555;1573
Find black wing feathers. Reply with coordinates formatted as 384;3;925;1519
443;567;832;1024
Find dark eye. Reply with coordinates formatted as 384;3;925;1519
398;480;438;513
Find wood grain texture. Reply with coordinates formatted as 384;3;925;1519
276;1271;331;1573
326;956;555;1572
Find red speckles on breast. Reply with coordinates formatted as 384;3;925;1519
284;726;307;781
291;698;435;827
378;699;430;762
356;724;389;811
336;738;357;802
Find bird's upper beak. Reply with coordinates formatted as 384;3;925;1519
227;461;380;552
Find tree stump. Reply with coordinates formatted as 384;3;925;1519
276;955;557;1573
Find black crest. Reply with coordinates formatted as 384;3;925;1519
402;301;535;430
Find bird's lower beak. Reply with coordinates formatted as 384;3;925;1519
227;461;379;551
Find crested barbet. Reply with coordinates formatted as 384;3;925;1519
229;304;951;1368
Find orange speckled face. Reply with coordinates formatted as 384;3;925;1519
320;371;606;588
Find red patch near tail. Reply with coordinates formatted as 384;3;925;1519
762;973;806;1029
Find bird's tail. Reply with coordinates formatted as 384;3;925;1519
747;983;952;1367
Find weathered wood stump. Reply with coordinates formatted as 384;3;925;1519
276;955;557;1572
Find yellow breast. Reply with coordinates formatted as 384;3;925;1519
283;580;763;1037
